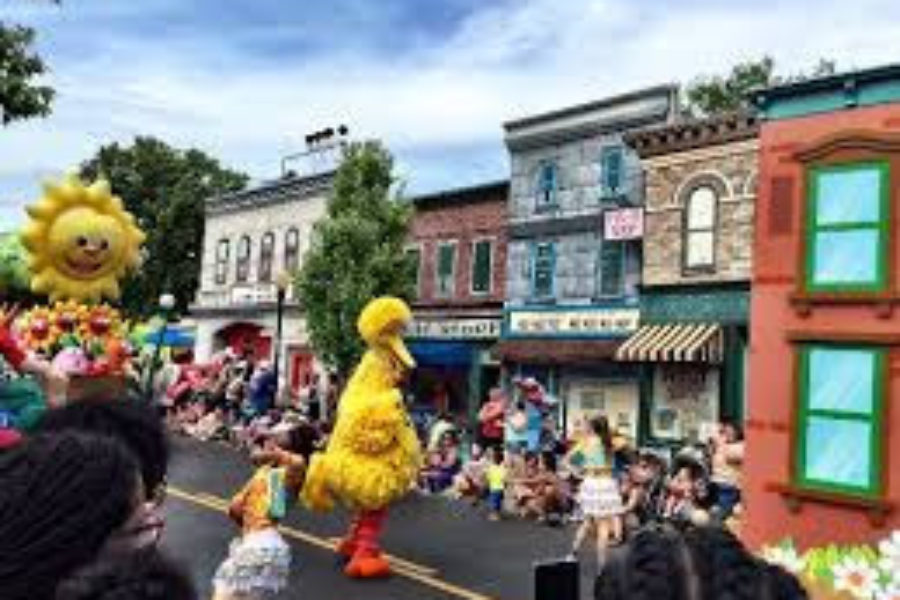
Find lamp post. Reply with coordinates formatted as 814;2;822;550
145;293;176;403
273;271;291;402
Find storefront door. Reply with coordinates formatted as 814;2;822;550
567;379;639;441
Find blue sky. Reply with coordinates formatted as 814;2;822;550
1;0;899;228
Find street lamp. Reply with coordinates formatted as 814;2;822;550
273;271;292;402
145;293;176;403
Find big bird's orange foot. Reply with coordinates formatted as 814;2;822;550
344;553;391;578
336;537;357;558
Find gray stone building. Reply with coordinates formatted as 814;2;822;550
619;112;758;444
497;86;679;438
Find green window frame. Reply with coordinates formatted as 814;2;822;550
805;161;890;292
795;345;885;498
531;242;555;299
404;246;421;297
436;242;456;297
471;239;492;295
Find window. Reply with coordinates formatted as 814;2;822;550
531;242;556;299
805;162;889;292
215;239;230;285
536;162;558;208
684;186;717;270
436;243;456;297
259;232;275;283
284;228;300;272
597;240;625;297
405;246;422;297
471;239;493;294
236;235;251;283
796;346;884;497
600;146;624;196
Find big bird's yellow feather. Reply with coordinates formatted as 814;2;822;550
302;297;422;512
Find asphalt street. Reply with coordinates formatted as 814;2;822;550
162;436;600;600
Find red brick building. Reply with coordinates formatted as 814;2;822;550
744;65;900;550
406;180;508;425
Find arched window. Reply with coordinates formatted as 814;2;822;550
684;186;717;271
215;238;230;285
284;227;300;272
259;232;275;282
236;235;252;283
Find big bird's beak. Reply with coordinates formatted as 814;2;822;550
386;335;416;371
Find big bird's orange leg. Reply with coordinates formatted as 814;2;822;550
344;508;391;578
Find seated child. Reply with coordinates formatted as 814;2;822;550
452;443;488;503
662;464;710;527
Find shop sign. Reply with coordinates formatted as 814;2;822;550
506;308;639;337
604;207;644;241
230;284;277;305
407;318;501;340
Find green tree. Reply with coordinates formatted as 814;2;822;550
80;137;248;316
0;232;32;298
685;57;837;116
0;23;54;125
297;141;416;379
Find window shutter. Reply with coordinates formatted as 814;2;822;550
769;176;795;236
599;241;624;296
602;147;623;194
472;241;492;293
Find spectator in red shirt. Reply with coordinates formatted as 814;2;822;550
478;387;507;450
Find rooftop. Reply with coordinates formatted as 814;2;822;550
752;63;900;121
409;179;509;208
207;170;334;215
624;111;759;158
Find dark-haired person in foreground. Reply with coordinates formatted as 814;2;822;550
34;399;169;503
0;432;165;600
594;525;808;600
55;548;196;600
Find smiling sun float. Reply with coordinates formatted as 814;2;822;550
21;175;145;303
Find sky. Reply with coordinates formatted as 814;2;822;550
1;0;899;227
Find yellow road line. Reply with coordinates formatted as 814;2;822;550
168;486;501;600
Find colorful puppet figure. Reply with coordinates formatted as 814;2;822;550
301;297;422;578
20;175;145;303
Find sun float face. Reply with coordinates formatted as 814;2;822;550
21;176;145;303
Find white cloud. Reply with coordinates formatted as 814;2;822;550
1;0;899;228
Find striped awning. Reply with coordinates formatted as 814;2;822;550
615;323;723;363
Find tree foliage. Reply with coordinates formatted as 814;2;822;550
685;56;837;116
0;23;54;125
80;137;248;317
297;141;416;379
0;232;33;302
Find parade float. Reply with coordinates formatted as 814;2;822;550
14;174;146;403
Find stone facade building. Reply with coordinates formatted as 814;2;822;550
498;86;680;438
620;112;758;444
191;172;332;396
406;180;508;425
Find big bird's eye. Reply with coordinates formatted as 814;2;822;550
99;240;109;250
76;236;88;247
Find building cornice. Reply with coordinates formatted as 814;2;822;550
410;180;509;208
640;139;759;170
207;171;334;216
625;112;759;159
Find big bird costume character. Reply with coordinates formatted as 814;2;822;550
302;296;422;579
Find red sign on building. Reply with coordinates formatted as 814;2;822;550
604;207;644;240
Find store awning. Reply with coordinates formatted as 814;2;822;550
408;341;475;367
615;323;723;363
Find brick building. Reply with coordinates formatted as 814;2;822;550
498;86;679;438
620;112;758;444
743;64;900;550
406;180;509;425
191;172;332;397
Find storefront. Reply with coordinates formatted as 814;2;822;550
498;304;641;438
406;315;502;427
